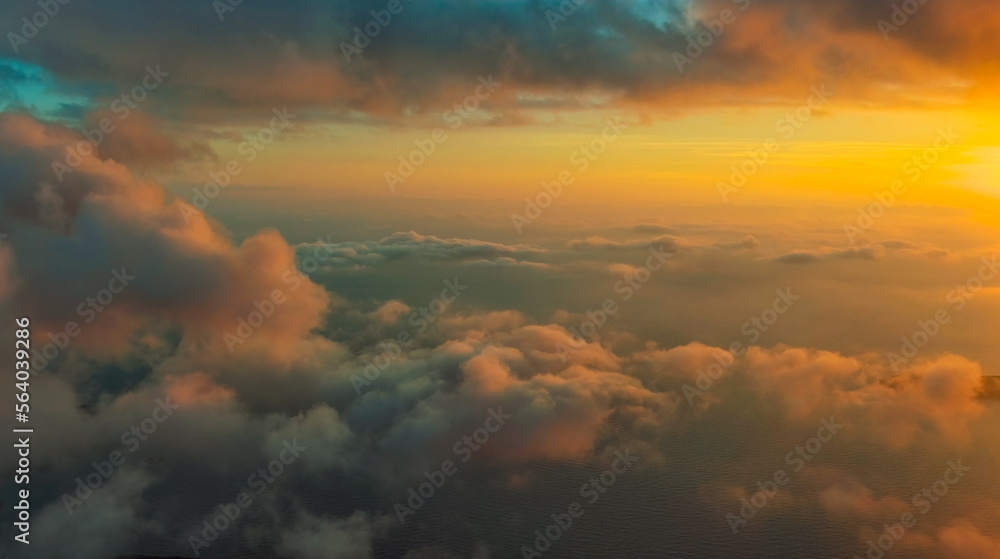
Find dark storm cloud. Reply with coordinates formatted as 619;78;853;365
3;0;994;124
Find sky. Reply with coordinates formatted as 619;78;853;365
1;1;1000;558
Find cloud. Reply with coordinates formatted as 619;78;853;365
306;231;543;267
772;242;956;265
714;234;761;251
368;300;411;324
6;0;996;126
31;470;154;559
631;342;986;448
569;235;682;251
278;511;376;559
819;479;909;519
936;522;1000;558
459;256;552;270
773;245;885;264
0;112;331;364
85;109;215;170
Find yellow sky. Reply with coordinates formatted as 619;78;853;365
182;107;997;213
